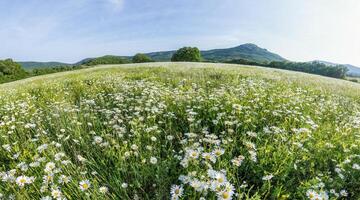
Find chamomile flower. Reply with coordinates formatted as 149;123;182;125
213;148;225;157
99;186;109;194
121;183;128;188
170;185;183;199
340;189;348;197
150;157;158;164
202;152;216;163
51;188;62;199
58;175;71;184
43;173;54;184
262;174;274;181
231;155;245;167
188;149;200;159
217;190;233;200
44;162;56;173
79;180;91;191
40;196;52;200
306;190;318;200
16;175;29;187
93;136;103;144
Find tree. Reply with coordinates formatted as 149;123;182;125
226;59;348;79
171;47;202;62
83;55;130;66
0;59;28;83
132;53;154;63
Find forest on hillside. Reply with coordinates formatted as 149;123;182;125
0;48;353;84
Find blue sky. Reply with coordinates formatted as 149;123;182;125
1;0;360;66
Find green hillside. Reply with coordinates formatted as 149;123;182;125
0;63;359;199
80;55;131;66
19;61;71;70
18;43;286;68
16;44;360;78
201;43;285;62
145;43;286;62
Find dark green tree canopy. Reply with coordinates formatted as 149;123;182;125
0;59;28;83
83;55;130;66
227;59;348;79
171;47;202;62
132;53;154;63
0;59;24;75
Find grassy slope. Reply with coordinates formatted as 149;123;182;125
2;62;360;97
0;62;360;199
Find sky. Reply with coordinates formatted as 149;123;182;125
0;0;360;66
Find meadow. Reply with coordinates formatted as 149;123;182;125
0;62;360;200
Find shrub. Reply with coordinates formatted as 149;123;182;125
83;55;130;66
348;78;359;83
171;47;202;62
132;53;154;63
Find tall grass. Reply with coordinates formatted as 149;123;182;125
0;64;359;199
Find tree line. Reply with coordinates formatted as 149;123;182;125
226;59;348;79
0;46;351;84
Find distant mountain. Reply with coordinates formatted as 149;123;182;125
144;43;286;63
74;58;94;66
145;51;176;62
202;43;286;62
19;61;71;69
18;43;285;69
17;46;360;77
80;55;131;66
314;60;360;76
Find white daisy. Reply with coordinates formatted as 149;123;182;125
79;180;91;191
170;185;183;199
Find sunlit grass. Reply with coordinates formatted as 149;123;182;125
0;63;359;199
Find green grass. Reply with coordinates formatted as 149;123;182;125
0;62;359;199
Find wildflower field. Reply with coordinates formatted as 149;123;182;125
0;63;360;200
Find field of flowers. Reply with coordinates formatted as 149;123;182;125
0;63;360;199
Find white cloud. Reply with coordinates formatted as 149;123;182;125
108;0;124;11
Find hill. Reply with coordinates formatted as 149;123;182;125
314;60;360;77
201;43;286;62
1;62;360;199
18;45;360;78
144;43;286;62
80;55;131;66
18;61;71;70
346;64;360;76
18;43;286;68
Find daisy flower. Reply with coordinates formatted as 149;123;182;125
79;180;91;191
16;176;28;187
99;186;109;194
150;157;158;164
44;162;56;173
51;188;62;199
213;148;225;157
170;185;183;199
262;174;274;181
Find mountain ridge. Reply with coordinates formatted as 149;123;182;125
17;43;286;68
16;44;360;77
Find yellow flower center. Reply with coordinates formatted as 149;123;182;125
223;192;230;199
218;177;224;183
